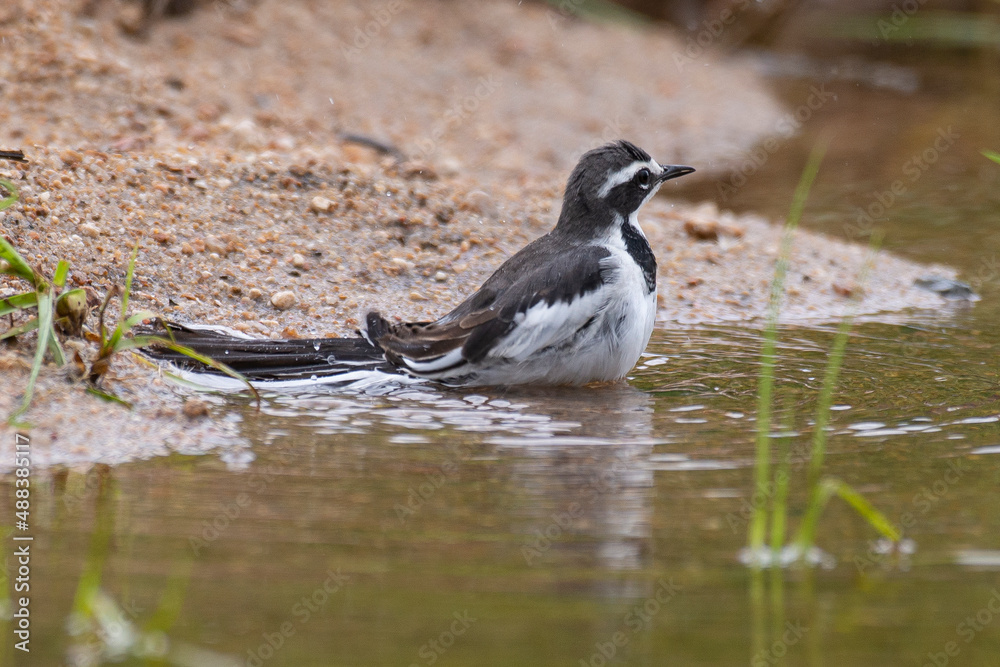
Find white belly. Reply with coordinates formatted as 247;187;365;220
467;247;656;386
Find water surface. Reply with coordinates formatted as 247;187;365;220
5;52;1000;667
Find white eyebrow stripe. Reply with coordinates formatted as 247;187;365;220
597;161;661;198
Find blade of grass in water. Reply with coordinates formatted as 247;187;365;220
807;232;882;490
794;232;899;550
748;140;828;555
797;478;901;548
768;435;792;556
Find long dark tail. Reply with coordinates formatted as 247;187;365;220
138;320;390;381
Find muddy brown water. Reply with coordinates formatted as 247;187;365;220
5;57;1000;666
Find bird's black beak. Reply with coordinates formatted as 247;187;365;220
658;164;696;183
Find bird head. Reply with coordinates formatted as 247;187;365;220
557;140;694;237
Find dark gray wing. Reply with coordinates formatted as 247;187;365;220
366;239;612;378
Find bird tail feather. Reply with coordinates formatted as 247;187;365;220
137;320;388;381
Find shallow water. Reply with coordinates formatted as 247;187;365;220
6;55;1000;667
11;311;1000;666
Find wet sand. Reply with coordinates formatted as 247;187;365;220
0;0;958;465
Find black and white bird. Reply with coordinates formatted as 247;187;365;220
147;141;694;386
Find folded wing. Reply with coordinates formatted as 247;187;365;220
365;244;612;381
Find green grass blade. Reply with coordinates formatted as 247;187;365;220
47;326;66;367
110;335;173;352
983;149;1000;166
769;436;791;557
120;243;139;323
1;310;66;365
748;140;828;555
106;310;157;352
0;178;18;211
103;244;143;353
71;473;117;616
85;387;133;408
121;310;156;333
8;291;54;424
0;316;39;340
826;478;900;541
53;260;70;288
0;248;37;291
794;477;901;553
807;231;883;488
0;179;39;285
136;336;261;407
143;559;195;635
794;231;883;550
0;291;38;317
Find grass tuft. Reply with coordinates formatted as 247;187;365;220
746;141;900;568
748;140;827;554
1;178;256;421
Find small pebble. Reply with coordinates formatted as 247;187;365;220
182;399;210;418
204;236;227;255
80;223;100;237
291;253;307;269
434;271;448;282
463;190;498;219
310;196;334;213
270;290;298;310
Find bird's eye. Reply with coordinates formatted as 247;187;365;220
635;168;652;189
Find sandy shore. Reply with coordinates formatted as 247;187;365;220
0;0;958;466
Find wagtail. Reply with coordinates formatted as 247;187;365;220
149;141;694;386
